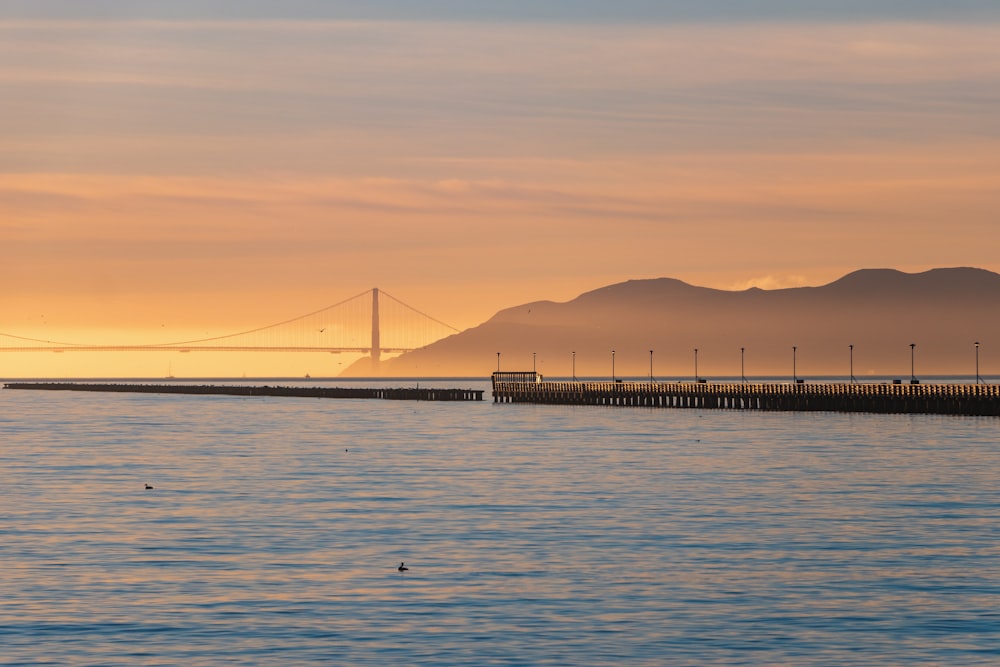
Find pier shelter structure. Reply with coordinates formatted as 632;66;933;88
491;374;1000;416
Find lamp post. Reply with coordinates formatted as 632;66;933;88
849;344;855;384
910;343;917;384
792;346;797;383
496;352;500;373
694;348;699;382
740;347;746;384
533;351;536;374
611;349;616;382
975;341;981;384
649;349;654;383
572;351;576;381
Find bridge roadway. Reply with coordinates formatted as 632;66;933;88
491;375;1000;416
0;346;412;353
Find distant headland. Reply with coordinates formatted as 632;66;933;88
346;267;999;379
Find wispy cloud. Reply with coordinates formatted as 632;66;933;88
729;275;811;291
3;2;1000;22
1;17;999;331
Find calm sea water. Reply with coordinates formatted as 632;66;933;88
1;379;998;666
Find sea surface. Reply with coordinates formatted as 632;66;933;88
1;378;999;666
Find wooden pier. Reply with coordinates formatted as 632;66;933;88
491;373;1000;416
4;383;484;402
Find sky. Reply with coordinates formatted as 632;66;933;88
2;1;999;376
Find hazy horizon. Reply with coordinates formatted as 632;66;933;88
2;266;997;379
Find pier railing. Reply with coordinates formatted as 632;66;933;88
491;377;1000;416
492;371;543;384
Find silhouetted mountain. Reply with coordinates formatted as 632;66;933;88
345;268;1000;378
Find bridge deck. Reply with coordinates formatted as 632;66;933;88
491;377;1000;416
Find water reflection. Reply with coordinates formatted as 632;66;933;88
0;385;998;665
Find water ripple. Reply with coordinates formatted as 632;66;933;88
1;383;998;665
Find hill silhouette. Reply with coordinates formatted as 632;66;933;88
344;268;1000;379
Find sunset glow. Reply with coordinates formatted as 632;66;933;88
3;3;999;376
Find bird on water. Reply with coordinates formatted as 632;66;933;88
398;562;408;571
144;483;154;490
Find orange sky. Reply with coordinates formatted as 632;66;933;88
2;14;999;377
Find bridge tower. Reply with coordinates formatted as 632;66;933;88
371;287;381;370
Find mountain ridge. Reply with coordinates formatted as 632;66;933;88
345;267;1000;378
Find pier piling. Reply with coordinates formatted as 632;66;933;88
4;383;484;402
491;374;1000;416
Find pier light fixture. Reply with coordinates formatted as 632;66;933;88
740;347;746;384
533;351;536;373
792;346;797;383
572;351;576;381
496;352;500;372
849;344;855;384
694;348;699;383
612;349;616;382
975;341;981;384
910;343;917;384
649;349;654;383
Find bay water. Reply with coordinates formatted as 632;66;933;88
1;379;998;665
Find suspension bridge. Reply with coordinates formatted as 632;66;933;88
0;288;459;371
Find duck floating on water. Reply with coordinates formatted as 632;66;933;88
398;562;408;572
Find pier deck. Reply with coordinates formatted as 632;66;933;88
4;382;483;402
492;375;1000;416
